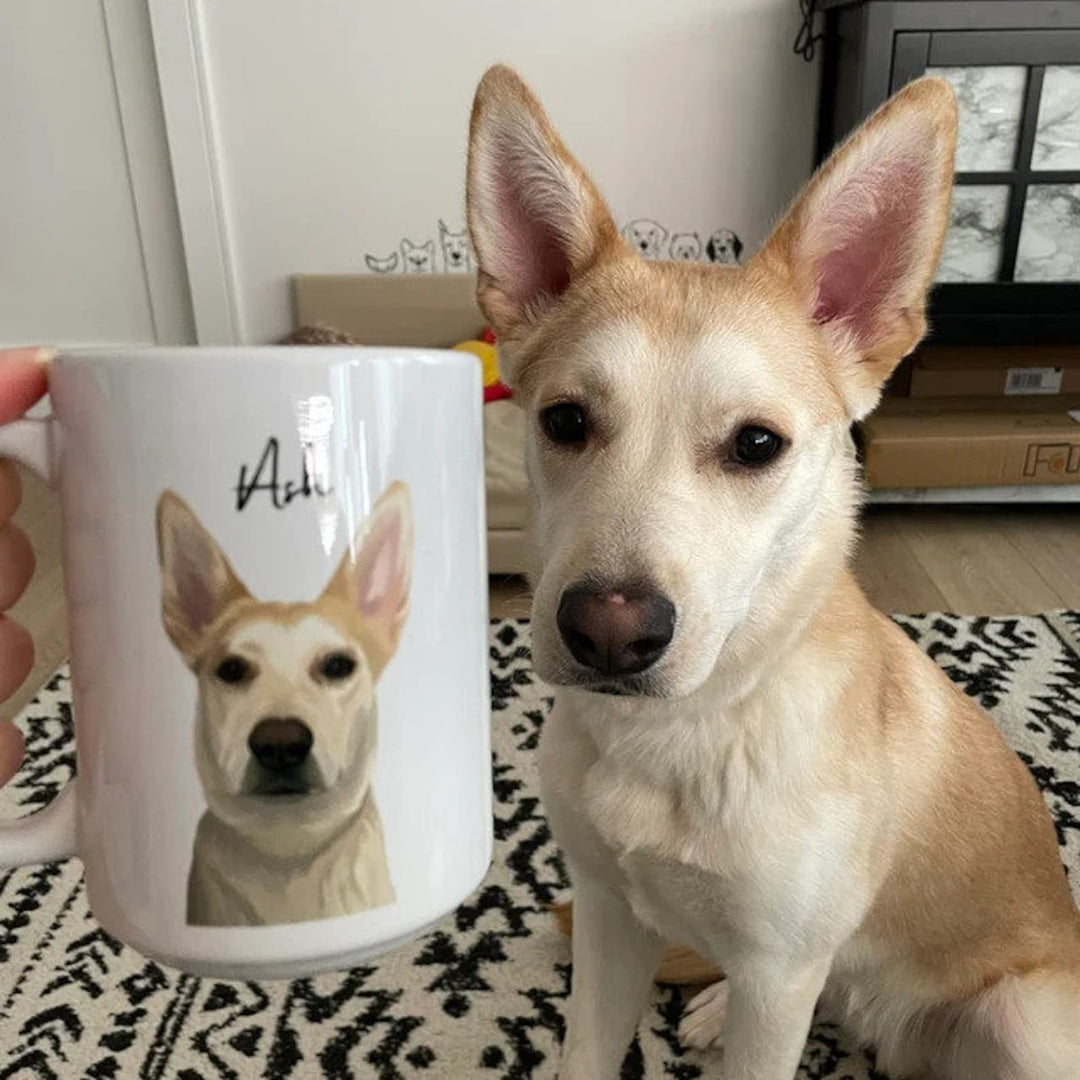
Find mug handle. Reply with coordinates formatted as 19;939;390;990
0;418;77;866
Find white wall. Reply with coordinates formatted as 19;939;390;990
0;0;193;347
193;0;820;344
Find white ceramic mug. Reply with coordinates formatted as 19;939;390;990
0;347;492;979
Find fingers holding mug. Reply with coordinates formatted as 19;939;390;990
0;522;35;611
0;459;23;527
0;344;49;601
0;616;34;706
0;347;51;424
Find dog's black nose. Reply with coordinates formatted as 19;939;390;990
557;585;676;677
248;718;313;772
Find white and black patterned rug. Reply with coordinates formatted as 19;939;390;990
1;614;1078;1079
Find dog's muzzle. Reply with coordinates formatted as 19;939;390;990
247;717;315;796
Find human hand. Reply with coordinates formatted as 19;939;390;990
0;347;51;784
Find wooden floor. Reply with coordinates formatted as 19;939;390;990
853;505;1080;615
490;505;1080;619
3;468;1079;714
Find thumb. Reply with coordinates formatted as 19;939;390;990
0;348;51;425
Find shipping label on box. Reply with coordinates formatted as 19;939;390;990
1005;367;1064;395
908;347;1080;398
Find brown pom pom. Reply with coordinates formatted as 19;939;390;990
279;324;357;345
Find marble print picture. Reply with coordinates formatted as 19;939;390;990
933;64;1080;283
936;185;1010;283
1015;184;1080;282
930;65;1026;172
1032;66;1080;171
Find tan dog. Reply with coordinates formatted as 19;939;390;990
156;483;412;927
466;66;1080;1079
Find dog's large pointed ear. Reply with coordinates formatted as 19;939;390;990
753;77;957;419
466;65;625;369
156;491;250;663
322;481;413;659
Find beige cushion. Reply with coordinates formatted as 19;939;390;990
487;528;531;577
484;400;529;530
483;399;531;575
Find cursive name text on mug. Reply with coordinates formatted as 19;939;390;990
235;437;334;511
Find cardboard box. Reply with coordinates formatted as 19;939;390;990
861;396;1080;489
910;346;1080;398
292;273;483;347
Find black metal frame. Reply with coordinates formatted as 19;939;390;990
815;0;1080;346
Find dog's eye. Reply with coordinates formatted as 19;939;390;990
540;403;588;446
318;651;357;682
216;656;253;685
731;425;784;467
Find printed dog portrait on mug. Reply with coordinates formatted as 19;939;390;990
154;482;413;926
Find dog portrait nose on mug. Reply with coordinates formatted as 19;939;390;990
557;584;676;676
248;718;314;771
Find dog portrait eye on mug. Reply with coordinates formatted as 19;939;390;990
155;480;413;927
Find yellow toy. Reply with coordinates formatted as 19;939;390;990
453;335;512;402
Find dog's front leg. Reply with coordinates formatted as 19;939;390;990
719;953;831;1080
559;867;664;1080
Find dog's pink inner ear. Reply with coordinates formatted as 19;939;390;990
360;517;401;615
165;519;239;636
490;137;572;305
804;138;936;349
353;510;410;629
175;562;218;633
813;165;923;342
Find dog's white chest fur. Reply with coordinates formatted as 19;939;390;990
593;773;858;959
543;682;874;967
187;795;394;926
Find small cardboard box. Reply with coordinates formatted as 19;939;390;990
909;346;1080;398
292;273;483;347
861;396;1080;489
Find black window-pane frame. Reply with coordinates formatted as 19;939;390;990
819;0;1080;33
998;65;1044;281
818;2;1080;346
897;38;1080;334
928;29;1080;65
929;284;1080;345
891;31;931;88
906;51;1080;283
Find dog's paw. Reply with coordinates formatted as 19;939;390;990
678;979;729;1051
